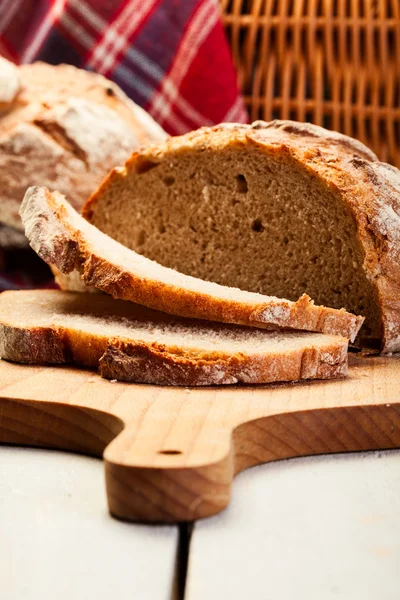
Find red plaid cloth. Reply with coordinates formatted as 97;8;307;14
1;0;247;134
0;0;248;290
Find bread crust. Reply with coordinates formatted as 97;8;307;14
98;339;348;385
20;186;363;340
0;290;348;386
84;120;400;352
0;57;20;111
0;59;166;230
0;323;67;364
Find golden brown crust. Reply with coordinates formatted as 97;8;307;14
20;186;363;340
18;62;166;145
0;290;348;386
0;56;21;112
84;120;400;352
99;339;348;386
0;59;167;230
0;323;67;364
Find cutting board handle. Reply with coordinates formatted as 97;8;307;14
104;402;400;522
103;393;235;522
1;358;400;523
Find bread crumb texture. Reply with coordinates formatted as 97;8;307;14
20;186;363;342
0;290;348;386
83;120;400;352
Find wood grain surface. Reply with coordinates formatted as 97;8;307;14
0;354;399;522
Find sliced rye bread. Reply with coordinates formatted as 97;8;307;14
20;186;363;340
82;120;400;352
0;290;349;386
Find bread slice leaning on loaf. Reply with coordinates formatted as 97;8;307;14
82;120;400;352
20;186;363;340
0;290;349;386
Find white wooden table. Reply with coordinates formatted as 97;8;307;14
187;450;400;600
0;447;179;600
1;447;399;599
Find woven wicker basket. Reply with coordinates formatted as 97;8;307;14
220;0;400;167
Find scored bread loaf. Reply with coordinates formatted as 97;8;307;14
0;56;20;112
0;58;166;233
52;268;98;294
0;58;25;248
82;120;400;352
0;223;29;250
0;290;349;385
20;186;363;339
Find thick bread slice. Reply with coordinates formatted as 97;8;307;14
0;290;349;386
82;120;400;352
21;186;363;340
0;59;166;231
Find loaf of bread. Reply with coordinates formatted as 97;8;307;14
0;290;348;385
0;56;20;111
82;120;400;352
20;186;363;340
0;58;166;236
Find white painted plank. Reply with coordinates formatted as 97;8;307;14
0;447;178;600
187;450;400;600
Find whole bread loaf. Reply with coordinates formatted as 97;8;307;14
0;290;348;386
20;186;363;340
0;56;20;111
82;120;400;352
0;58;166;235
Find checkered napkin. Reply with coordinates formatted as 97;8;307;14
0;0;247;132
0;0;247;289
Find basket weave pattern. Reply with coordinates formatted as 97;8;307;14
221;0;400;167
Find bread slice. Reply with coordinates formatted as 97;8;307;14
0;58;166;231
82;120;400;352
0;290;348;386
20;186;363;341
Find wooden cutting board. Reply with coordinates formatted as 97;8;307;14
0;354;399;523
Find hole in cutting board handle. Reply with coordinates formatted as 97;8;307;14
158;449;182;455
